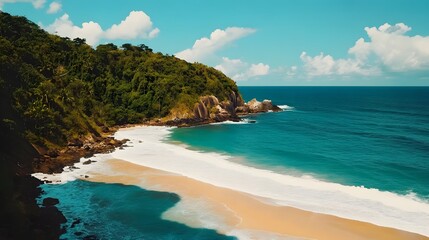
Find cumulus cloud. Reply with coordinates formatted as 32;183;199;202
215;57;270;81
104;11;159;40
300;52;379;76
175;27;256;62
300;23;429;77
0;0;46;9
45;14;103;45
47;1;61;14
353;23;429;71
44;11;159;46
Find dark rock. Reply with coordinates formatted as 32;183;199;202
83;144;91;151
271;104;282;112
84;151;94;158
101;126;109;133
39;197;67;232
47;150;59;158
70;218;81;228
42;197;59;207
84;235;98;240
82;159;92;165
67;138;83;147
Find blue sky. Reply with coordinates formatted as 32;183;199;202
2;0;429;86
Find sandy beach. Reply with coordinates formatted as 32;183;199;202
85;159;428;240
32;126;429;239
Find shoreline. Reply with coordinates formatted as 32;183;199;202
86;159;428;240
33;125;429;239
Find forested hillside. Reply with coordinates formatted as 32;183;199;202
0;12;240;239
0;12;238;150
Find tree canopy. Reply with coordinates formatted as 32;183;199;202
0;12;239;148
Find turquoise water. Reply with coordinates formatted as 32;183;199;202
171;87;429;199
40;180;236;239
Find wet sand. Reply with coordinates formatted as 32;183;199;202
85;159;428;240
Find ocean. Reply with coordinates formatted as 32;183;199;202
37;87;429;239
172;87;429;199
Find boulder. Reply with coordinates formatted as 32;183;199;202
247;98;263;113
235;105;250;115
261;99;274;111
42;197;59;207
246;98;282;113
193;100;209;119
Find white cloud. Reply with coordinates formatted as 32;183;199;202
248;63;270;77
355;23;429;71
300;23;429;77
0;0;46;9
175;27;256;62
47;1;61;14
300;52;379;76
148;28;160;38
44;11;159;46
45;14;103;45
104;11;159;40
32;0;44;8
215;57;270;81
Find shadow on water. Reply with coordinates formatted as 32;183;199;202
40;180;237;240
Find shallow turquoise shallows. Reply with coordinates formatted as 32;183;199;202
41;180;237;240
171;87;429;199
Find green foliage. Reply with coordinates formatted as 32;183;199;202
0;12;239;147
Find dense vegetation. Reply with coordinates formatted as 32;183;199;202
0;12;238;149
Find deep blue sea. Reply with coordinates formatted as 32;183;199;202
39;87;429;238
172;87;429;199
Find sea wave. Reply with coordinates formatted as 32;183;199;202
210;119;255;125
278;105;295;111
33;126;429;237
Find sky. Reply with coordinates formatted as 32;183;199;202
2;0;429;86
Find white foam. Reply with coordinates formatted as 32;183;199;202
210;120;251;125
32;153;113;184
278;105;295;111
33;126;429;237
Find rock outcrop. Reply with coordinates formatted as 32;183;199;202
165;91;282;127
33;132;128;174
244;98;282;114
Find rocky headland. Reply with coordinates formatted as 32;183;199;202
163;91;282;127
31;92;282;175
